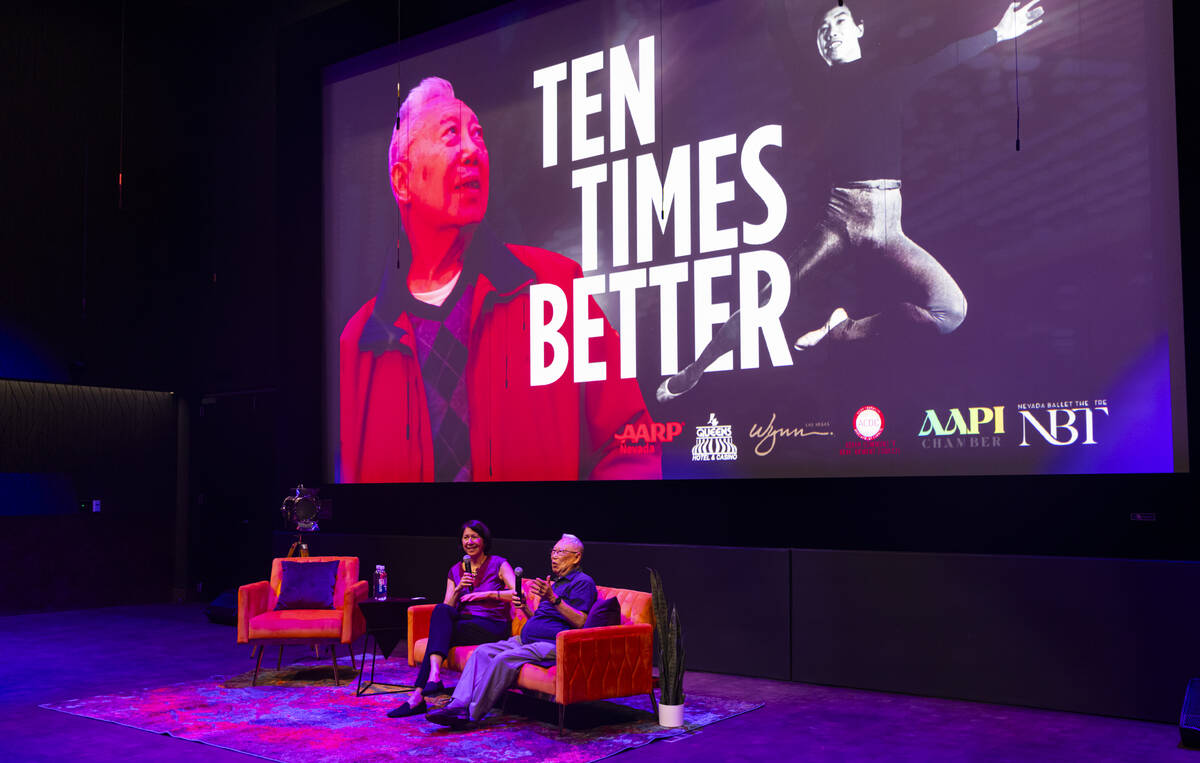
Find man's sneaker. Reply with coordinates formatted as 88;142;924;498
426;706;474;730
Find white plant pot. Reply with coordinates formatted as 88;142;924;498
658;701;684;728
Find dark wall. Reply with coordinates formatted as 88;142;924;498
316;472;1197;558
0;380;175;511
0;380;177;612
0;1;226;390
187;390;280;601
790;549;1200;723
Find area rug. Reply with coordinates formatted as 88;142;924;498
40;658;762;762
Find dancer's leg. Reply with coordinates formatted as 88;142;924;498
804;187;965;346
828;237;965;342
657;222;847;401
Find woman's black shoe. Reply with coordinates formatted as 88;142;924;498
422;680;445;695
387;699;427;718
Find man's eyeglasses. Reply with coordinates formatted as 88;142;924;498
550;548;579;557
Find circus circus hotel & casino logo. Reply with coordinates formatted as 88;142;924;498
692;413;738;462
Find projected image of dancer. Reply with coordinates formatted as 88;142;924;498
658;1;1046;402
341;77;660;482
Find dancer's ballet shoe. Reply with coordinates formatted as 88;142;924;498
794;307;848;350
656;372;695;403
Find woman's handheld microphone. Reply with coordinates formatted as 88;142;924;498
461;554;473;592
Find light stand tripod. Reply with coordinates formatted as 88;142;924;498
286;532;310;558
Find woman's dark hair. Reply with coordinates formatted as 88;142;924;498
460;519;493;554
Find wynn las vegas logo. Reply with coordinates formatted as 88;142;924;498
692;413;738;462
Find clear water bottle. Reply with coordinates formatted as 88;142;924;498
374;564;388;601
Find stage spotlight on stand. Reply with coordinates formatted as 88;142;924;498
280;484;330;558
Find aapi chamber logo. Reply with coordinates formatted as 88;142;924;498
918;405;1006;449
692;413;738;462
853;406;885;441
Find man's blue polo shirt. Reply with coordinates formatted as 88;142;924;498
520;568;598;645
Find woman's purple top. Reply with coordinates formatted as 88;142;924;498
448;554;510;623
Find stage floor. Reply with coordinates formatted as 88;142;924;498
0;604;1189;761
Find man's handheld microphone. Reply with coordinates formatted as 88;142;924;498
513;567;524;606
461;554;473;592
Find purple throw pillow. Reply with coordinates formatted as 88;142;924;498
583;596;621;628
274;560;340;610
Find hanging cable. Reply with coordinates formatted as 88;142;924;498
657;0;665;224
403;80;408;269
118;0;127;208
1014;31;1021;151
400;0;410;271
82;141;89;322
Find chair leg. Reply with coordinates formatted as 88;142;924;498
558;703;566;736
347;641;357;671
277;645;284;670
252;644;265;686
250;645;258;659
313;644;320;658
331;643;340;687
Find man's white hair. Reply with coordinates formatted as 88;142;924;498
387;76;456;203
560;533;584;555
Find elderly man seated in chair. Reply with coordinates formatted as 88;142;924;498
425;533;596;729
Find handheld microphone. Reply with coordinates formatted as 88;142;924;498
513;567;524;606
461;554;473;592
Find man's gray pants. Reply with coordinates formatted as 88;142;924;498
447;635;557;721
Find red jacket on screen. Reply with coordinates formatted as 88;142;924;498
339;243;661;483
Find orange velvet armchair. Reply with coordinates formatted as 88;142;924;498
408;582;655;731
237;556;368;686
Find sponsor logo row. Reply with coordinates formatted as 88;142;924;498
616;399;1111;462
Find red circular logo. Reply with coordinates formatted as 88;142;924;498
853;406;885;441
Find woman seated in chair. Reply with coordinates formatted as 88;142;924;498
388;519;516;717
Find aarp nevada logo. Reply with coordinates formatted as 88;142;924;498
614;420;685;456
614;421;685;445
692;413;738;462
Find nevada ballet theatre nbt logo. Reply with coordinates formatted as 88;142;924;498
692;413;738;462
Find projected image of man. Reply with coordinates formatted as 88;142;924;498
340;77;660;482
657;1;1046;402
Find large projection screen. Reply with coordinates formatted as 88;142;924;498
323;0;1186;483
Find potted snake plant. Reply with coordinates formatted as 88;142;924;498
649;568;685;727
